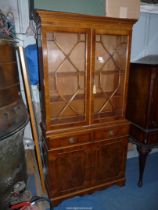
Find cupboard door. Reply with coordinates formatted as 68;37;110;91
43;30;90;128
91;138;127;185
93;34;128;122
47;145;90;197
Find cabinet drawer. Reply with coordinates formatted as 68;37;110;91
47;133;91;149
148;131;158;145
93;125;129;141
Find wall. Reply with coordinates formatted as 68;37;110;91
0;0;27;34
0;0;35;47
34;0;105;16
131;12;158;61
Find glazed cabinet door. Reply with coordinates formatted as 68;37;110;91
93;34;129;122
91;138;127;186
47;145;90;197
41;28;90;129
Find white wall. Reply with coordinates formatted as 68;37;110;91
0;0;35;47
131;12;158;61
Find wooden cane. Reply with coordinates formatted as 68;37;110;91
18;46;46;192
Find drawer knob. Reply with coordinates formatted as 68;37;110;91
68;137;77;144
108;130;114;136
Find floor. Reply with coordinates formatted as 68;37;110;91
25;149;50;209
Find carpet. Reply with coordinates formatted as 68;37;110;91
54;152;158;210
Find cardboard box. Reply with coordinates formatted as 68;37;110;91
106;0;140;19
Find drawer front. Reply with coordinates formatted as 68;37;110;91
47;133;91;149
130;124;158;145
93;125;129;141
129;124;146;143
46;124;129;149
148;131;158;145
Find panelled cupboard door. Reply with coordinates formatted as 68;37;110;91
42;28;90;129
93;34;129;122
46;138;127;198
47;145;90;197
91;138;127;186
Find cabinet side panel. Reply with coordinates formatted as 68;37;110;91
126;64;151;128
148;68;158;129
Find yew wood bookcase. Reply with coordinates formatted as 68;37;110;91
35;10;136;205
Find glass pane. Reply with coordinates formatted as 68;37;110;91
46;32;87;124
93;34;128;120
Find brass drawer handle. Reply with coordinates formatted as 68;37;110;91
108;130;114;136
68;137;77;144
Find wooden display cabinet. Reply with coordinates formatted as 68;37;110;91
35;10;135;204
